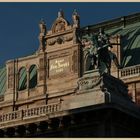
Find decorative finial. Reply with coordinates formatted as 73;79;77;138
58;9;64;18
73;9;78;16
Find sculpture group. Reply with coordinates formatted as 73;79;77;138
82;28;121;75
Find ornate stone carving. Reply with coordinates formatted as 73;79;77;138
65;35;73;42
78;75;101;90
56;36;64;44
51;10;69;33
55;21;65;32
48;39;56;46
47;34;73;46
77;69;101;90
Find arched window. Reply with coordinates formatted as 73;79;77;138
19;67;27;91
29;65;37;89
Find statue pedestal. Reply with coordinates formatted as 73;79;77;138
78;69;101;91
62;69;140;118
78;69;131;101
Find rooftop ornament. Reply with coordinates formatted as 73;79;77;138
58;9;64;18
72;9;80;28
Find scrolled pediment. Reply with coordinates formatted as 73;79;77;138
51;17;69;33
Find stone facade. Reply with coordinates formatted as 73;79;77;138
0;10;140;137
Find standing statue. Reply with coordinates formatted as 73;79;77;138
80;27;121;75
72;9;80;28
38;19;47;51
39;19;47;36
96;28;112;74
58;9;64;18
94;28;121;75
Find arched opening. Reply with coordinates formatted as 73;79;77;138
29;65;37;89
85;54;96;72
18;67;27;91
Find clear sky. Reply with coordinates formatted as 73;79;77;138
0;2;140;67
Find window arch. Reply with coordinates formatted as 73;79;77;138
18;67;27;91
85;54;95;71
29;65;37;89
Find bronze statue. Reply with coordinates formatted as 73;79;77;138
96;28;121;75
81;28;121;75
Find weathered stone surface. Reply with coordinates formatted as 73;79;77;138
77;69;101;90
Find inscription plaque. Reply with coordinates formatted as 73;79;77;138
49;57;70;76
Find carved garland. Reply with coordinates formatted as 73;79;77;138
47;35;73;46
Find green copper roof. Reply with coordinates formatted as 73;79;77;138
0;67;6;95
83;21;140;67
106;22;140;67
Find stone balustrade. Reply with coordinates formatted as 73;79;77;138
0;110;21;123
23;103;61;119
120;64;140;78
0;102;61;124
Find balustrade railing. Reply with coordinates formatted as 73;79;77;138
0;102;61;124
23;103;61;119
0;110;22;123
120;64;140;78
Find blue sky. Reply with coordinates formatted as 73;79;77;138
0;2;140;67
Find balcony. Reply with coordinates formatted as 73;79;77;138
120;64;140;79
0;102;61;129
